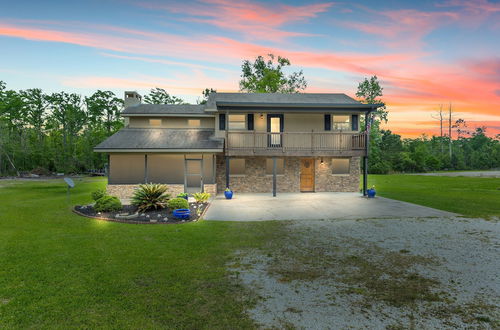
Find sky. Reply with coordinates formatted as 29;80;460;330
0;0;499;137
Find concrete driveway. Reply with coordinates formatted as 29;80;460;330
203;192;457;221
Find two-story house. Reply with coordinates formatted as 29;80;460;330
94;92;382;199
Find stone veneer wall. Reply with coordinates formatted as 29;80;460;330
315;156;360;192
107;184;217;200
216;156;300;193
216;156;360;193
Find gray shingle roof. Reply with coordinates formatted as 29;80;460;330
94;129;223;151
122;104;206;115
205;93;362;108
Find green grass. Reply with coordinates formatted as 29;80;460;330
367;174;500;218
0;178;281;328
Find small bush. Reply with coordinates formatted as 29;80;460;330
193;192;210;203
177;193;188;199
131;183;170;212
94;195;122;212
167;198;189;210
91;189;107;201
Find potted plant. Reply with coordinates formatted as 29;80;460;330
367;185;376;198
224;188;233;200
177;192;188;200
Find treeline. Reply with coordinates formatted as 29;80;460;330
369;128;500;174
0;81;124;175
1;77;499;176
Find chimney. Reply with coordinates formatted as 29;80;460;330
124;91;142;108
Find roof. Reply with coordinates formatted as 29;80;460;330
94;128;223;152
122;104;207;116
206;93;362;108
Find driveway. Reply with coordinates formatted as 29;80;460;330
204;192;456;221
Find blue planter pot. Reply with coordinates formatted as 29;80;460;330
367;189;376;198
224;190;233;199
173;209;190;220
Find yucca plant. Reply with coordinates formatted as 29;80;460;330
131;183;170;212
192;192;210;203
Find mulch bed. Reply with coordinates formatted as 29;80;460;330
74;202;209;224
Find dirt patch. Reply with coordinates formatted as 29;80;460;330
229;217;500;328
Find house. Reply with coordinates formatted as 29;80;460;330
94;92;382;199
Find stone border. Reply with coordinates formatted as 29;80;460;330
72;208;196;225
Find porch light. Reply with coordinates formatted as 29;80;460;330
259;113;264;119
320;157;324;165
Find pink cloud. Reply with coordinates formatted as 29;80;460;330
138;0;334;41
1;20;499;130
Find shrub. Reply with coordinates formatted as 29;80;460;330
94;195;122;212
167;197;189;210
91;189;107;201
193;192;210;203
131;183;170;212
177;193;188;199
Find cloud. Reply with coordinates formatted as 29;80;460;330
138;0;334;41
1;19;499;136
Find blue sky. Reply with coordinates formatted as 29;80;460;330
1;0;499;136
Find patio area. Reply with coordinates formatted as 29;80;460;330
203;192;457;221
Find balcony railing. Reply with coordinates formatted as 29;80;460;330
226;131;366;155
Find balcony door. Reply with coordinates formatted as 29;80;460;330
267;114;284;147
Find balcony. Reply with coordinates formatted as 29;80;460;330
225;131;366;156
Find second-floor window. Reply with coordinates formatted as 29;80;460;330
149;119;162;127
228;114;246;130
332;115;350;131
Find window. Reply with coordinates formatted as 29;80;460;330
332;115;350;131
188;119;201;127
266;158;284;175
228;114;246;130
149;119;162;127
332;158;350;175
229;158;245;176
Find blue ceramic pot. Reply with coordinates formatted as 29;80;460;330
224;190;233;199
367;188;376;198
173;208;190;220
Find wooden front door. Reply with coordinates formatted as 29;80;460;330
300;158;315;192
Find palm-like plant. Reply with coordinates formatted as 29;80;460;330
131;183;170;212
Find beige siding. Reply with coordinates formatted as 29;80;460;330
217;112;361;134
148;154;184;184
128;117;215;128
108;153;216;186
109;154;145;184
284;114;324;132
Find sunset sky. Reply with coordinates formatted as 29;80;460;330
0;0;499;137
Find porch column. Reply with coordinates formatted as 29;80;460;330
225;156;230;189
272;156;277;197
363;110;371;196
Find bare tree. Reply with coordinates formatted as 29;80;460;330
431;104;444;153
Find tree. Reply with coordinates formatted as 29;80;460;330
198;88;216;105
356;75;388;123
85;90;124;133
239;54;307;93
356;75;388;174
143;88;184;105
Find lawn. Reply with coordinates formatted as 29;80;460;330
367;174;500;218
0;178;281;328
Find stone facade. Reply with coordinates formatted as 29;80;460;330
315;156;360;192
107;183;217;200
216;156;360;193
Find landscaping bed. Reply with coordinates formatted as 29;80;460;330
74;202;208;224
